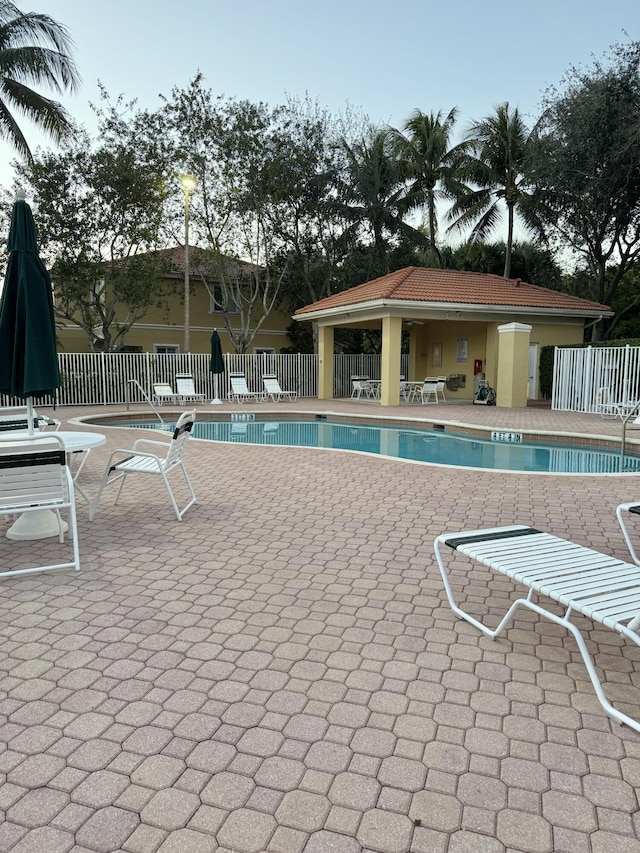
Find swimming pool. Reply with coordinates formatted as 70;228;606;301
89;416;640;474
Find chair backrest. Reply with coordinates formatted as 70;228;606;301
175;374;197;395
230;373;251;394
153;383;175;397
0;436;71;512
0;415;40;433
164;410;196;468
263;374;283;394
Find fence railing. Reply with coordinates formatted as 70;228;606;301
0;352;410;407
552;345;640;413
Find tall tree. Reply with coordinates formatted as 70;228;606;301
13;94;173;351
528;42;640;340
0;1;79;161
391;107;465;263
339;127;426;273
159;76;296;354
447;102;540;278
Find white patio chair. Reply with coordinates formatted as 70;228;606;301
435;377;447;402
0;435;80;577
416;378;439;404
90;410;198;522
175;373;205;402
262;374;297;402
350;376;375;400
152;383;178;405
228;372;263;403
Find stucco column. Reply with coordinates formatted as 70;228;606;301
496;322;532;408
317;325;334;400
380;315;402;406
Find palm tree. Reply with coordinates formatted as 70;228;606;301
391;107;466;263
447;102;540;278
0;1;80;161
339;128;424;265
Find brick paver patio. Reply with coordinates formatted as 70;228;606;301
1;398;639;852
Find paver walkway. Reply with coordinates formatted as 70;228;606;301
1;400;639;853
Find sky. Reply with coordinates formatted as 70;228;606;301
1;0;638;188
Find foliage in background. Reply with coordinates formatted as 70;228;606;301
529;42;640;341
0;1;80;161
12;93;173;351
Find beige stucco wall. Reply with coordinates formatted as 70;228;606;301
56;280;293;354
406;317;586;400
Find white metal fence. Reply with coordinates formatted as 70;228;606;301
0;352;410;407
552;345;640;413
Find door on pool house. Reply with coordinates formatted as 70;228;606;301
528;343;539;399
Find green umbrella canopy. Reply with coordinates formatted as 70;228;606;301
210;329;224;374
0;195;60;399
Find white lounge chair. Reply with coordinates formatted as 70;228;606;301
435;523;640;732
90;410;197;521
175;373;205;403
0;406;60;432
0;435;80;577
152;383;178;405
262;374;297;402
228;372;262;403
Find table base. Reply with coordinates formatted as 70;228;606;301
6;510;69;541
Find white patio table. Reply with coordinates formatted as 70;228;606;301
1;430;106;540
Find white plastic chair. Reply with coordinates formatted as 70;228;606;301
90;410;198;521
262;374;297;401
228;373;262;403
417;378;439;404
435;377;447;402
0;434;80;577
175;373;205;402
350;376;374;400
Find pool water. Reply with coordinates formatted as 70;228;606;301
95;417;640;474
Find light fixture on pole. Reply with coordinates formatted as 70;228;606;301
180;175;197;353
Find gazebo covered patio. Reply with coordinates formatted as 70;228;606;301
294;267;611;408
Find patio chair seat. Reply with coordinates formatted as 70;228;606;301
91;410;197;521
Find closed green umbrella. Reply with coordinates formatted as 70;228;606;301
209;329;224;404
0;192;60;434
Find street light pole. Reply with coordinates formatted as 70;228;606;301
180;175;197;353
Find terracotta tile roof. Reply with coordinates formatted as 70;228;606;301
294;267;610;315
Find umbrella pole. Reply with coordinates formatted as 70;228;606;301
26;396;36;436
211;374;222;405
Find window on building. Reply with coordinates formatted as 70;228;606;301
255;347;276;373
154;344;180;354
210;285;241;314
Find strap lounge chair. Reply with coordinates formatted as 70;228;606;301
152;383;178;405
435;523;640;732
229;372;263;403
90;410;198;521
0;435;80;577
262;374;297;402
175;373;205;403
